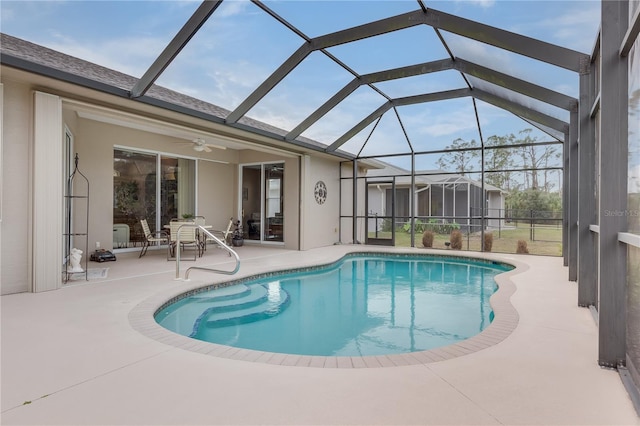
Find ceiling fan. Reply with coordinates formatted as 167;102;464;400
191;138;215;152
176;137;227;152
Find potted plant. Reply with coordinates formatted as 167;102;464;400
231;220;244;247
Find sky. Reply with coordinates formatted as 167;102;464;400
1;0;601;173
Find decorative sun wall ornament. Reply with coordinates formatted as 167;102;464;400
314;180;327;205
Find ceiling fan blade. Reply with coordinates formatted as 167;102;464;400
203;146;212;153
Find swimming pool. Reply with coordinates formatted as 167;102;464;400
155;253;513;357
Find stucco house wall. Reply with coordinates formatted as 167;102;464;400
1;79;32;294
0;75;328;295
300;155;341;250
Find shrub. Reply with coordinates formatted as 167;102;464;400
484;232;493;252
450;230;463;250
422;230;434;248
403;219;427;235
516;239;529;254
425;219;461;235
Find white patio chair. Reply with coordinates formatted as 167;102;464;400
209;218;235;247
168;220;200;260
139;219;168;258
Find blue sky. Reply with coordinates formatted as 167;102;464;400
1;0;601;171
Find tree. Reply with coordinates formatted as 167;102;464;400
507;189;562;222
436;138;479;175
541;149;562;192
484;134;516;191
517;129;560;191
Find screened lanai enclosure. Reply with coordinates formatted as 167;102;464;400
3;1;575;255
1;0;639;404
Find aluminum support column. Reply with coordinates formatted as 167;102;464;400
568;109;579;281
411;153;416;248
578;68;598;306
598;0;628;368
563;135;569;266
353;159;359;244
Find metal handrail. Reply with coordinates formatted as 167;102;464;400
174;224;240;280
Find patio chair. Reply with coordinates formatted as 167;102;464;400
194;215;208;253
168;220;200;261
210;217;235;248
139;219;168;258
197;217;234;253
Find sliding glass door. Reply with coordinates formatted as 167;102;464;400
160;156;195;226
113;148;195;249
241;162;284;243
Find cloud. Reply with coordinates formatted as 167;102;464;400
217;0;251;18
517;4;600;52
46;34;167;78
400;103;479;139
444;36;515;74
455;0;496;8
1;6;15;21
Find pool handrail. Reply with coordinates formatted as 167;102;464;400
174;223;240;280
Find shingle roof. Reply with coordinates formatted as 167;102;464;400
0;33;329;153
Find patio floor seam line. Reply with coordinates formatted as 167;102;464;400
0;346;175;415
517;321;596;336
423;363;505;425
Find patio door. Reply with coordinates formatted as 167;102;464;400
240;162;284;243
365;179;395;246
113;148;195;249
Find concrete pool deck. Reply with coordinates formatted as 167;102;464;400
1;244;638;425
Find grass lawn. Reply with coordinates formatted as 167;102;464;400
371;223;562;256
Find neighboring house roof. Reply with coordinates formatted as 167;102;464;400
366;163;504;193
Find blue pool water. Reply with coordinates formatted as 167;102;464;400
155;254;513;356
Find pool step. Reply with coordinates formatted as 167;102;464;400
197;285;269;313
191;284;251;303
192;286;290;332
157;284;290;337
156;284;257;335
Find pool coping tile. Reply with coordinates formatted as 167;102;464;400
254;351;275;364
350;356;368;368
281;355;301;366
241;350;266;362
309;356;326;368
336;357;353;368
295;355;313;367
324;357;338;368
